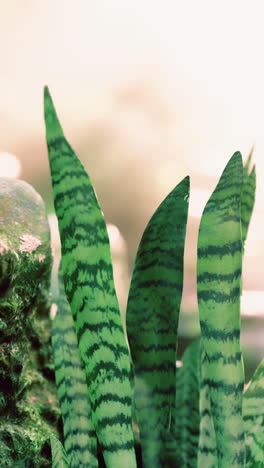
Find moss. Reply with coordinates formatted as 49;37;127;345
0;178;61;467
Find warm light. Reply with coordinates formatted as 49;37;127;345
107;223;125;254
0;152;21;178
185;148;246;178
244;211;263;257
50;303;58;320
241;290;264;316
189;188;211;218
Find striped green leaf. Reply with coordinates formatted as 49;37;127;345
175;338;200;468
51;264;98;467
50;434;69;468
243;359;264;467
44;87;137;468
197;152;245;467
126;177;189;467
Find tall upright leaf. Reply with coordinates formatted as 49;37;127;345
126;177;189;467
175;338;200;468
51;264;98;467
44;87;137;468
197;152;245;467
243;359;264;467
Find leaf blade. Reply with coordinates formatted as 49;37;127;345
52;265;98;467
126;177;189;467
197;152;245;467
44;86;136;468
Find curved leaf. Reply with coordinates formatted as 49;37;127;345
44;86;136;468
52;264;98;467
197;152;245;467
126;176;189;467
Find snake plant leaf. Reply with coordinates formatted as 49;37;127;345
126;176;189;468
44;86;137;468
50;434;69;468
197;152;245;467
175;338;200;468
51;264;98;467
243;358;264;467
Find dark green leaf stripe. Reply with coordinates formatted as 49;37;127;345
50;434;70;468
197;152;245;467
243;359;264;467
44;87;136;468
174;339;200;468
52;265;98;468
126;176;189;467
198;239;242;258
197;267;242;283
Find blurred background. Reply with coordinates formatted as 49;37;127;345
0;0;263;381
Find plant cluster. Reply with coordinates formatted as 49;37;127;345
43;86;262;468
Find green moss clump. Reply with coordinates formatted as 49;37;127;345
0;178;60;467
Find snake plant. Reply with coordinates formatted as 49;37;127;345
44;86;263;468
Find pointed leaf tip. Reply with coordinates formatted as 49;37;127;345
232;150;243;163
163;175;190;211
174;175;190;194
44;86;64;140
216;151;243;190
43;85;52;108
179;175;190;201
182;174;190;186
44;84;50;96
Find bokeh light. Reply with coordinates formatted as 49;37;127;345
0;152;21;178
1;1;263;379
